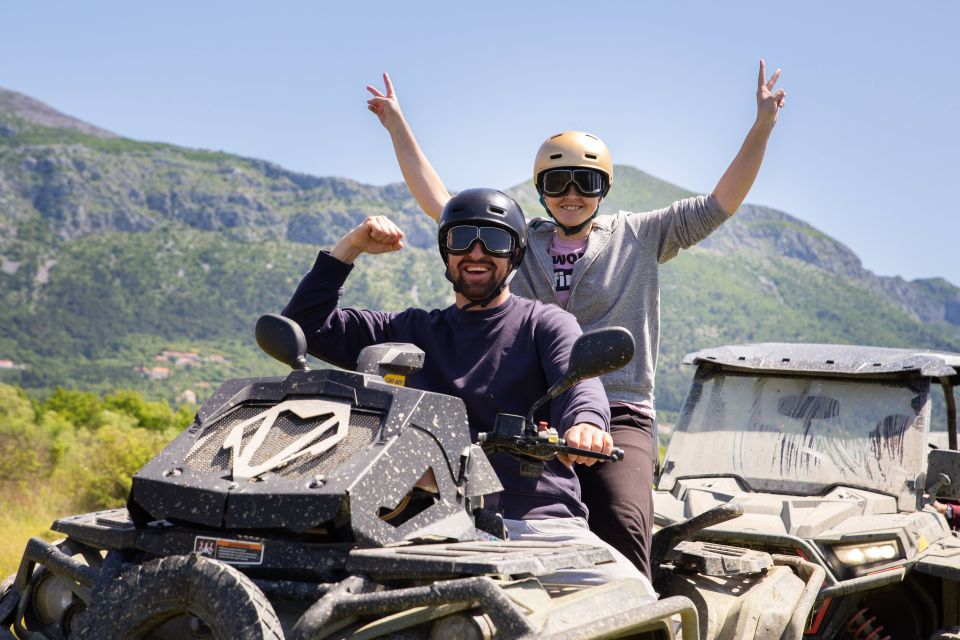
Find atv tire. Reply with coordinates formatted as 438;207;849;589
71;553;282;640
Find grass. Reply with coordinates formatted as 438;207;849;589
0;486;69;577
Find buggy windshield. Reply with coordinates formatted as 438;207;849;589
664;372;930;496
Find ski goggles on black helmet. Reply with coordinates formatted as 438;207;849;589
443;225;515;256
538;168;608;197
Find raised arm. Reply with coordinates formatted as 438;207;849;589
282;216;405;370
711;59;787;215
330;214;405;265
367;73;451;221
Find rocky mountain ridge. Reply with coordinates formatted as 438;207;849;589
699;203;960;329
0;87;116;139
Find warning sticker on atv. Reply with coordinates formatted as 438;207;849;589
194;536;264;565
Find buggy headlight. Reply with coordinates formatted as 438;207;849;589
31;572;75;626
832;540;900;566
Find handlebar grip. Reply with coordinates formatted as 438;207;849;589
610;447;625;462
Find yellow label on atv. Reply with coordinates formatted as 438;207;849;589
384;374;406;387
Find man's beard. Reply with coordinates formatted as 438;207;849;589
451;264;502;302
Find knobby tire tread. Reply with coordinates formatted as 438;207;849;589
72;554;282;640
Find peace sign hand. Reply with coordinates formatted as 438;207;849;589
757;59;786;127
366;72;404;132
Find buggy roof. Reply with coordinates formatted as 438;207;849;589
683;342;960;379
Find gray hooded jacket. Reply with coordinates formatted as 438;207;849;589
510;194;729;408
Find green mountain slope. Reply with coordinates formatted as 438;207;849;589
2;85;959;413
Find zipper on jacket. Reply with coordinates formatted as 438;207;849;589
531;230;562;306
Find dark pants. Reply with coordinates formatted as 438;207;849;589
576;406;654;580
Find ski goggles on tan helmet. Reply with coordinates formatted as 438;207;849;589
538;168;608;198
533;131;613;197
443;225;515;257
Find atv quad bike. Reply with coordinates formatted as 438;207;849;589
655;343;960;640
1;321;819;640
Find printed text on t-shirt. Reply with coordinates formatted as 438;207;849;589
553;250;584;291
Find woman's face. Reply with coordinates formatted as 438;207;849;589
543;184;601;234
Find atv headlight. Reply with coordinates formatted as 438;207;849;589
31;572;76;626
831;540;901;566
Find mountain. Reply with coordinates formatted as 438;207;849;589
0;87;117;139
2;85;959;414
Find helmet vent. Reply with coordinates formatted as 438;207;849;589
585;133;598;140
488;206;505;215
450;204;465;212
585;153;598;160
549;153;563;160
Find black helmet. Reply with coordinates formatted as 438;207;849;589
437;189;528;310
437;188;527;271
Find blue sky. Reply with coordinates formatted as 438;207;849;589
2;1;958;284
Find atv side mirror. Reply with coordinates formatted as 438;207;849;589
525;327;635;425
650;502;745;584
927;449;960;500
256;314;309;371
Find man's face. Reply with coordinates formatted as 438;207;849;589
446;240;511;302
543;185;601;232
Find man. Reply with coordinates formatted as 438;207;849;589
366;61;786;579
283;187;652;590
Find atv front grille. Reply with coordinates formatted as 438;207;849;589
187;405;266;471
183;403;382;478
277;411;382;477
248;411;339;467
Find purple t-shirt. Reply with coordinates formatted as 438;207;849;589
549;234;589;309
283;251;610;521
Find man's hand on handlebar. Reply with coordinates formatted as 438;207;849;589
559;423;613;468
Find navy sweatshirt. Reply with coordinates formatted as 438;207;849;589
283;251;610;520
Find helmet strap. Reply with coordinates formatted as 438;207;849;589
539;194;602;236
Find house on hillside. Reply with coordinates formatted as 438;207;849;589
136;366;172;380
155;350;203;366
152;350;228;367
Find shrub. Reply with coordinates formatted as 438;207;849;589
0;385;53;481
103;388;184;432
43;388;102;430
58;413;177;511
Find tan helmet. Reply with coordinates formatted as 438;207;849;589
533;131;613;195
